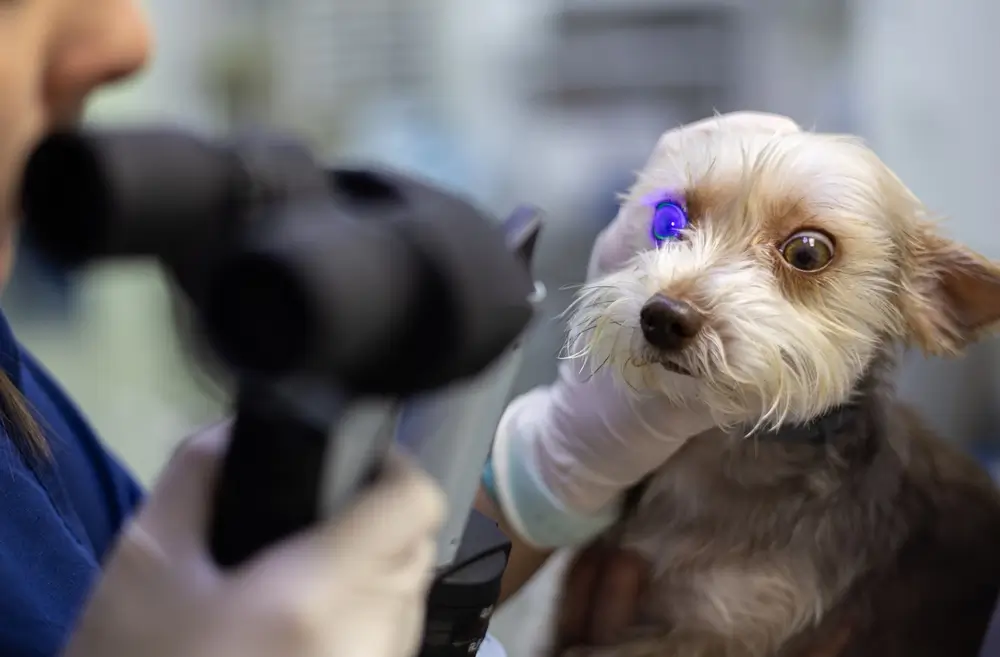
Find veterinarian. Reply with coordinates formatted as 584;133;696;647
0;3;446;657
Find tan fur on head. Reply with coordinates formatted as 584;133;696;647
566;111;1000;432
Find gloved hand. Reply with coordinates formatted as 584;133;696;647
484;112;802;550
486;362;714;549
62;422;445;657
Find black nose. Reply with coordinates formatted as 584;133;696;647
639;294;704;351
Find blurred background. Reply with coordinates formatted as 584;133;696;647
6;0;1000;654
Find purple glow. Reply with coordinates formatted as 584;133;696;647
642;191;688;245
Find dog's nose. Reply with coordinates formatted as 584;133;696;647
639;294;704;351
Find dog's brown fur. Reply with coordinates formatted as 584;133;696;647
550;113;1000;657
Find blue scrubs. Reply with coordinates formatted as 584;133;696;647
0;311;143;657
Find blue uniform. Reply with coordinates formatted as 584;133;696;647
0;311;143;657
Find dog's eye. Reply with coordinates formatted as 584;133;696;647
650;200;688;245
780;230;835;271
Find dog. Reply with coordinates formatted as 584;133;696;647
548;112;1000;657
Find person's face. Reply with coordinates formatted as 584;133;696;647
0;0;151;283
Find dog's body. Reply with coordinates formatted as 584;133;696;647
556;355;1000;657
549;113;1000;657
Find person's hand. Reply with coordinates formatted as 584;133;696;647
61;422;446;657
553;541;651;649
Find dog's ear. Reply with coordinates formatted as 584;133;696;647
902;228;1000;356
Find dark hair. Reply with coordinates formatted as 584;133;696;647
0;369;48;459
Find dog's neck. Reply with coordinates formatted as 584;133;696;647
747;348;896;454
717;346;909;503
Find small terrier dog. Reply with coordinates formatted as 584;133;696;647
550;113;1000;657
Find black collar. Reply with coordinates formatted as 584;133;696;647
746;402;865;445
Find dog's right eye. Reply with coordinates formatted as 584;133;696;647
651;200;687;245
780;230;835;272
641;190;688;246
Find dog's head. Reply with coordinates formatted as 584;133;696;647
567;112;1000;430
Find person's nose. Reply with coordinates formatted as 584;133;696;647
45;0;152;123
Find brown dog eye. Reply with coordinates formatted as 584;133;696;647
780;231;835;271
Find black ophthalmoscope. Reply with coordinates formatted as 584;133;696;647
20;128;544;657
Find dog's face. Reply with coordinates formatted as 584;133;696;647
567;113;1000;430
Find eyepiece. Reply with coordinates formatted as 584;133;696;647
19;128;538;396
21;132;114;267
21;129;247;266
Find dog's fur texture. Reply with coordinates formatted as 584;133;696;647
549;113;1000;657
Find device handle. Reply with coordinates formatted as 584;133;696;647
209;380;339;568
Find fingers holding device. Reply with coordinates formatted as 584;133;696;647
62;422;446;657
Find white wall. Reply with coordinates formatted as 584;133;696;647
88;0;222;129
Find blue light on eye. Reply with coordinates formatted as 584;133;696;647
650;200;688;245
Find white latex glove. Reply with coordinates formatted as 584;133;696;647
486;113;802;549
488;362;713;549
62;422;445;657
